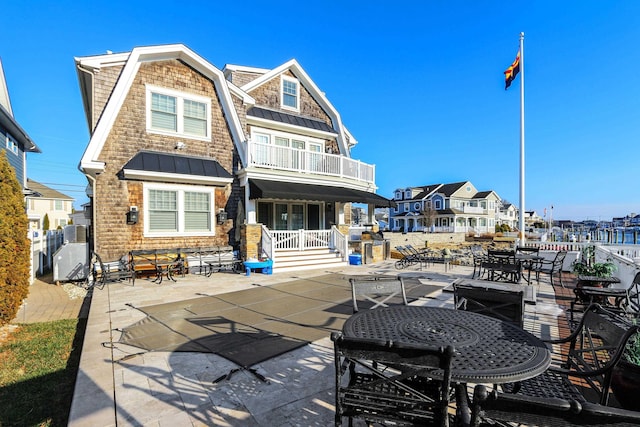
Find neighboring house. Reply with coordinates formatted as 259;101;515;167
496;202;519;230
389;181;501;234
75;44;392;270
25;179;74;230
0;59;41;192
69;202;91;227
524;210;544;230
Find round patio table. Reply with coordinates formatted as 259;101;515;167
342;305;551;384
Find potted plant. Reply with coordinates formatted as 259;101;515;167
572;245;616;278
611;329;640;411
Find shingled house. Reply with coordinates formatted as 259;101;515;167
76;44;392;271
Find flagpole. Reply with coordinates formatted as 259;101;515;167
518;32;526;246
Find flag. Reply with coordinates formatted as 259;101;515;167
504;51;520;90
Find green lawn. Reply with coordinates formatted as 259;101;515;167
0;319;85;426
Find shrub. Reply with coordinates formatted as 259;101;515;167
0;150;30;326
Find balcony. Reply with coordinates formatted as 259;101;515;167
462;205;486;214
246;141;375;185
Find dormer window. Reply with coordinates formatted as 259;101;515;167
395;191;402;200
405;190;411;198
281;76;299;111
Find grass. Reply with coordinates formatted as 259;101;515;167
0;318;85;427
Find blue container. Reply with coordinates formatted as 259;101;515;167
349;253;362;265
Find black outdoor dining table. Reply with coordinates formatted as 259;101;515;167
342;305;551;384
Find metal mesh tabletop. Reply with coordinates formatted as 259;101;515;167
342;306;550;384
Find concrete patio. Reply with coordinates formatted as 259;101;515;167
68;261;564;426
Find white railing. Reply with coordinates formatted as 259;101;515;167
331;226;348;261
247;141;375;184
271;229;332;251
595;245;640;289
261;225;274;261
462;206;485;214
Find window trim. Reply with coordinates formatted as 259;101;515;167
280;75;300;112
146;85;211;141
5;134;18;155
143;183;216;238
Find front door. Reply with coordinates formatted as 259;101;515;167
308;204;320;230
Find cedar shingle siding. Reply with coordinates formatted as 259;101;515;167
93;60;236;259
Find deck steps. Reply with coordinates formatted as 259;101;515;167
273;247;347;273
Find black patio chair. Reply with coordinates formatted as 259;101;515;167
501;304;639;407
482;250;522;283
470;384;640;427
331;332;456;427
470;245;487;279
394;245;426;269
349;277;408;313
91;251;134;288
453;281;525;328
533;250;567;287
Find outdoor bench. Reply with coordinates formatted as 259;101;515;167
130;248;183;281
183;246;242;275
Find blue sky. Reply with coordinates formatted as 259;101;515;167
1;1;638;222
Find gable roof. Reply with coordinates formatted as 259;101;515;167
239;59;355;154
0;59;40;154
27;179;73;200
0;59;12;116
76;44;246;177
437;181;468;196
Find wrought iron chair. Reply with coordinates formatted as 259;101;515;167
533;250;567;287
349;277;408;313
453;281;525;328
482;250;522;283
470;384;640;427
331;332;456;427
91;251;134;288
501;304;639;407
470;245;487;279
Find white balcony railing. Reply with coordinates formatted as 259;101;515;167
247;141;375;184
462;206;486;214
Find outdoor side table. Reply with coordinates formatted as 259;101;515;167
573;275;625;317
243;259;273;276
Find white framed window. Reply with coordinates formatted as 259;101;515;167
434;200;442;209
414;202;421;211
54;200;64;210
5;134;18;155
404;203;409;212
395;191;401;200
281;75;299;111
144;183;215;237
405;190;411;198
146;85;211;140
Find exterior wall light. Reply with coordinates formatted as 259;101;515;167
216;210;228;225
127;206;139;225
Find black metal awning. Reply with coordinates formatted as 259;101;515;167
121;150;233;185
249;179;395;207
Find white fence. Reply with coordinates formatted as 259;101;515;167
29;229;64;283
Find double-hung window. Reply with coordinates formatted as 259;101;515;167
147;86;210;139
281;76;299;111
5;134;18;155
145;184;215;237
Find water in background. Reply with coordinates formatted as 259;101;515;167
593;228;640;245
